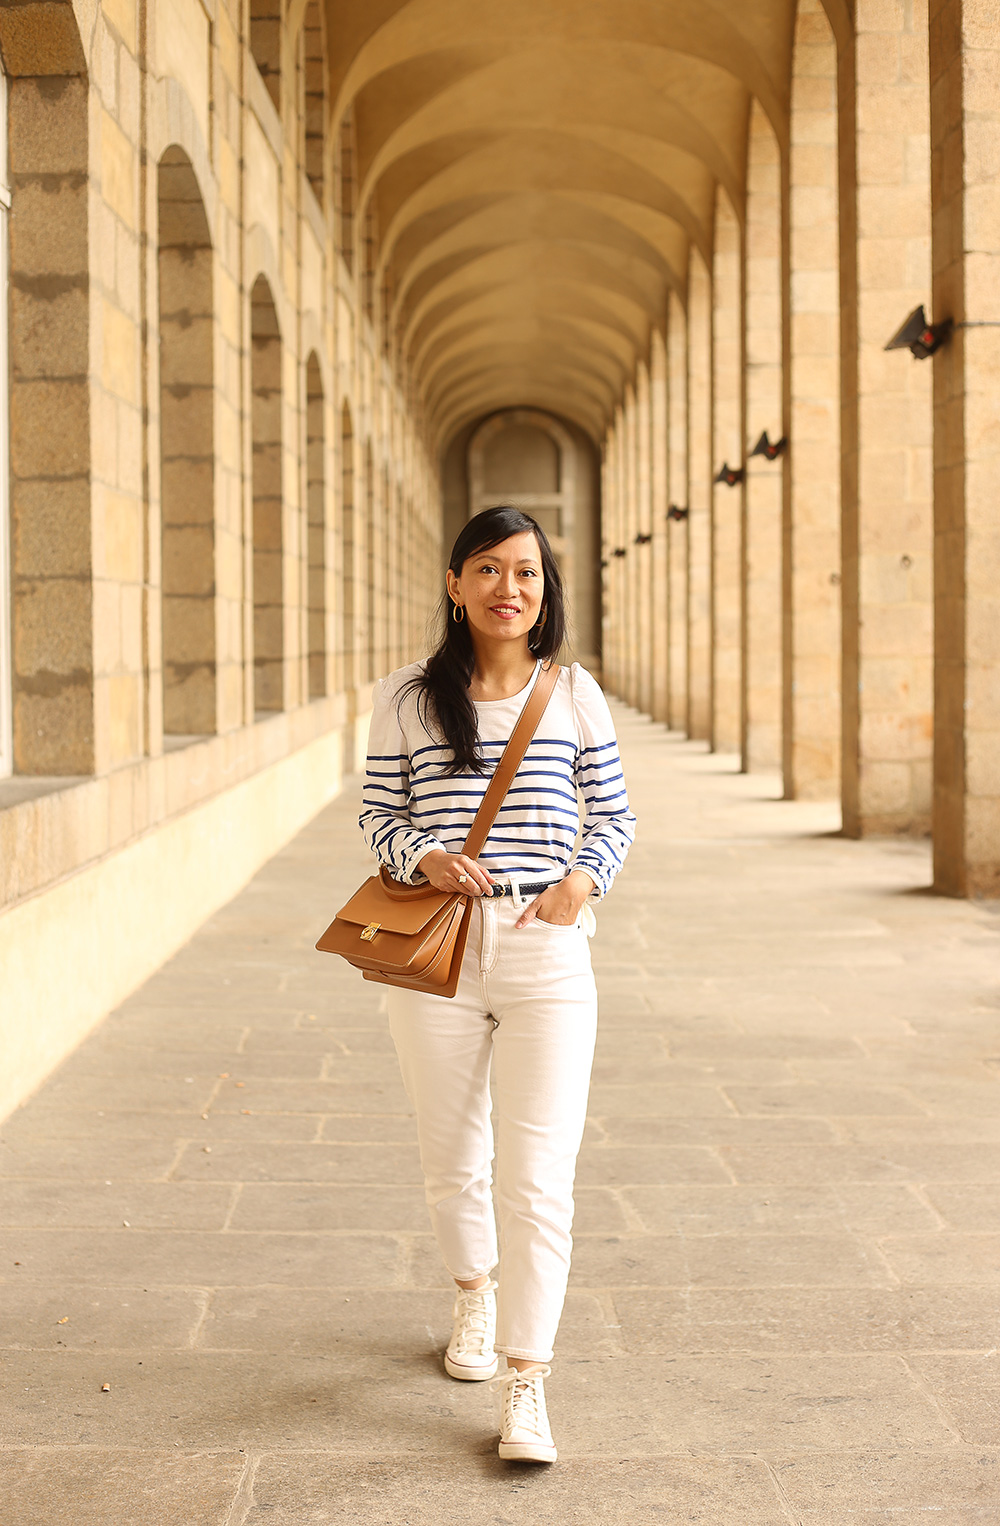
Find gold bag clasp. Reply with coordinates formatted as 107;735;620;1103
360;922;381;942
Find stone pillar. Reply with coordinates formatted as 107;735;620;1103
611;410;627;699
929;0;1000;896
602;416;624;698
305;355;327;700
5;50;93;773
712;188;744;755
687;248;713;741
215;4;248;738
622;385;639;708
650;327;670;725
599;443;611;688
744;102;784;772
635;358;654;717
784;0;842;800
603;429;616;689
840;0;933;836
667;289;689;733
338;400;356;695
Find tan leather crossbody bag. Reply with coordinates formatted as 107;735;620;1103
315;662;560;998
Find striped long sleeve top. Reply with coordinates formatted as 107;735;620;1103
359;660;636;898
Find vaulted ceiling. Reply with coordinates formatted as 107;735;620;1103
326;0;800;450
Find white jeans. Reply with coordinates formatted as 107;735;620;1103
387;889;598;1362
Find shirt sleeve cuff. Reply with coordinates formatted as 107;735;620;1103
400;835;449;884
567;858;605;900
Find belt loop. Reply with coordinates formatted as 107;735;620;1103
509;874;523;911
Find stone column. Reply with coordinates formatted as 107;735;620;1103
635;358;654;717
5;51;93;773
840;0;933;836
687;249;713;741
784;0;842;800
602;414;624;697
929;0;1000;896
667;288;689;733
599;441;611;689
611;409;627;699
622;384;639;708
744;102;784;772
650;326;670;725
338;399;356;696
712;188;744;755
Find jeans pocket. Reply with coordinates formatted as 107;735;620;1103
533;914;580;932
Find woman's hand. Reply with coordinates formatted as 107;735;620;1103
418;849;496;898
516;869;596;929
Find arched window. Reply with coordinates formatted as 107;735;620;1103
250;276;283;714
0;59;9;776
469;409;574;561
158;147;215;738
250;0;281;113
305;353;326;699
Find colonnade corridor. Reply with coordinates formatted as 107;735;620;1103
2;710;998;1522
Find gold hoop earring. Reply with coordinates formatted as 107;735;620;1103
534;607;548;629
452;602;465;624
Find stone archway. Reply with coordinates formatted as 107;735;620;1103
468;408;577;588
158;146;216;738
466;408;601;667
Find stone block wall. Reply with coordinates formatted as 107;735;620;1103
0;0;441;1118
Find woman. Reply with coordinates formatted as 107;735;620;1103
359;505;635;1462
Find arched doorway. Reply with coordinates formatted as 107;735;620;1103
158;146;215;738
305;352;326;699
250;276;283;714
465;409;600;668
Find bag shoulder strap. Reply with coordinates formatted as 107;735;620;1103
461;662;560;861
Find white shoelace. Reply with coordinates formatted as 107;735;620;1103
451;1284;495;1355
491;1365;552;1439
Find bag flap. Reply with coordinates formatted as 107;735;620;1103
336;876;457;936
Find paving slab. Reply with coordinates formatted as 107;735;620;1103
244;1454;785;1524
3;713;1000;1521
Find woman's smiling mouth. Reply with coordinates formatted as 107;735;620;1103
490;605;521;618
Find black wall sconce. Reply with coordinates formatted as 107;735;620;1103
714;463;744;487
612;546;627;558
667;505;689;522
749;430;787;461
634;532;652;545
885;304;953;359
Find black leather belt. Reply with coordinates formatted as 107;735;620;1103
487;881;558;899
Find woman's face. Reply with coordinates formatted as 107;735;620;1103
446;531;545;647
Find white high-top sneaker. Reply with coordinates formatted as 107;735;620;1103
444;1279;499;1381
492;1365;557;1462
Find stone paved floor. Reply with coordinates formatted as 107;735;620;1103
2;707;1000;1524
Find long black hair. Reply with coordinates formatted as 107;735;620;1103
405;505;566;774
